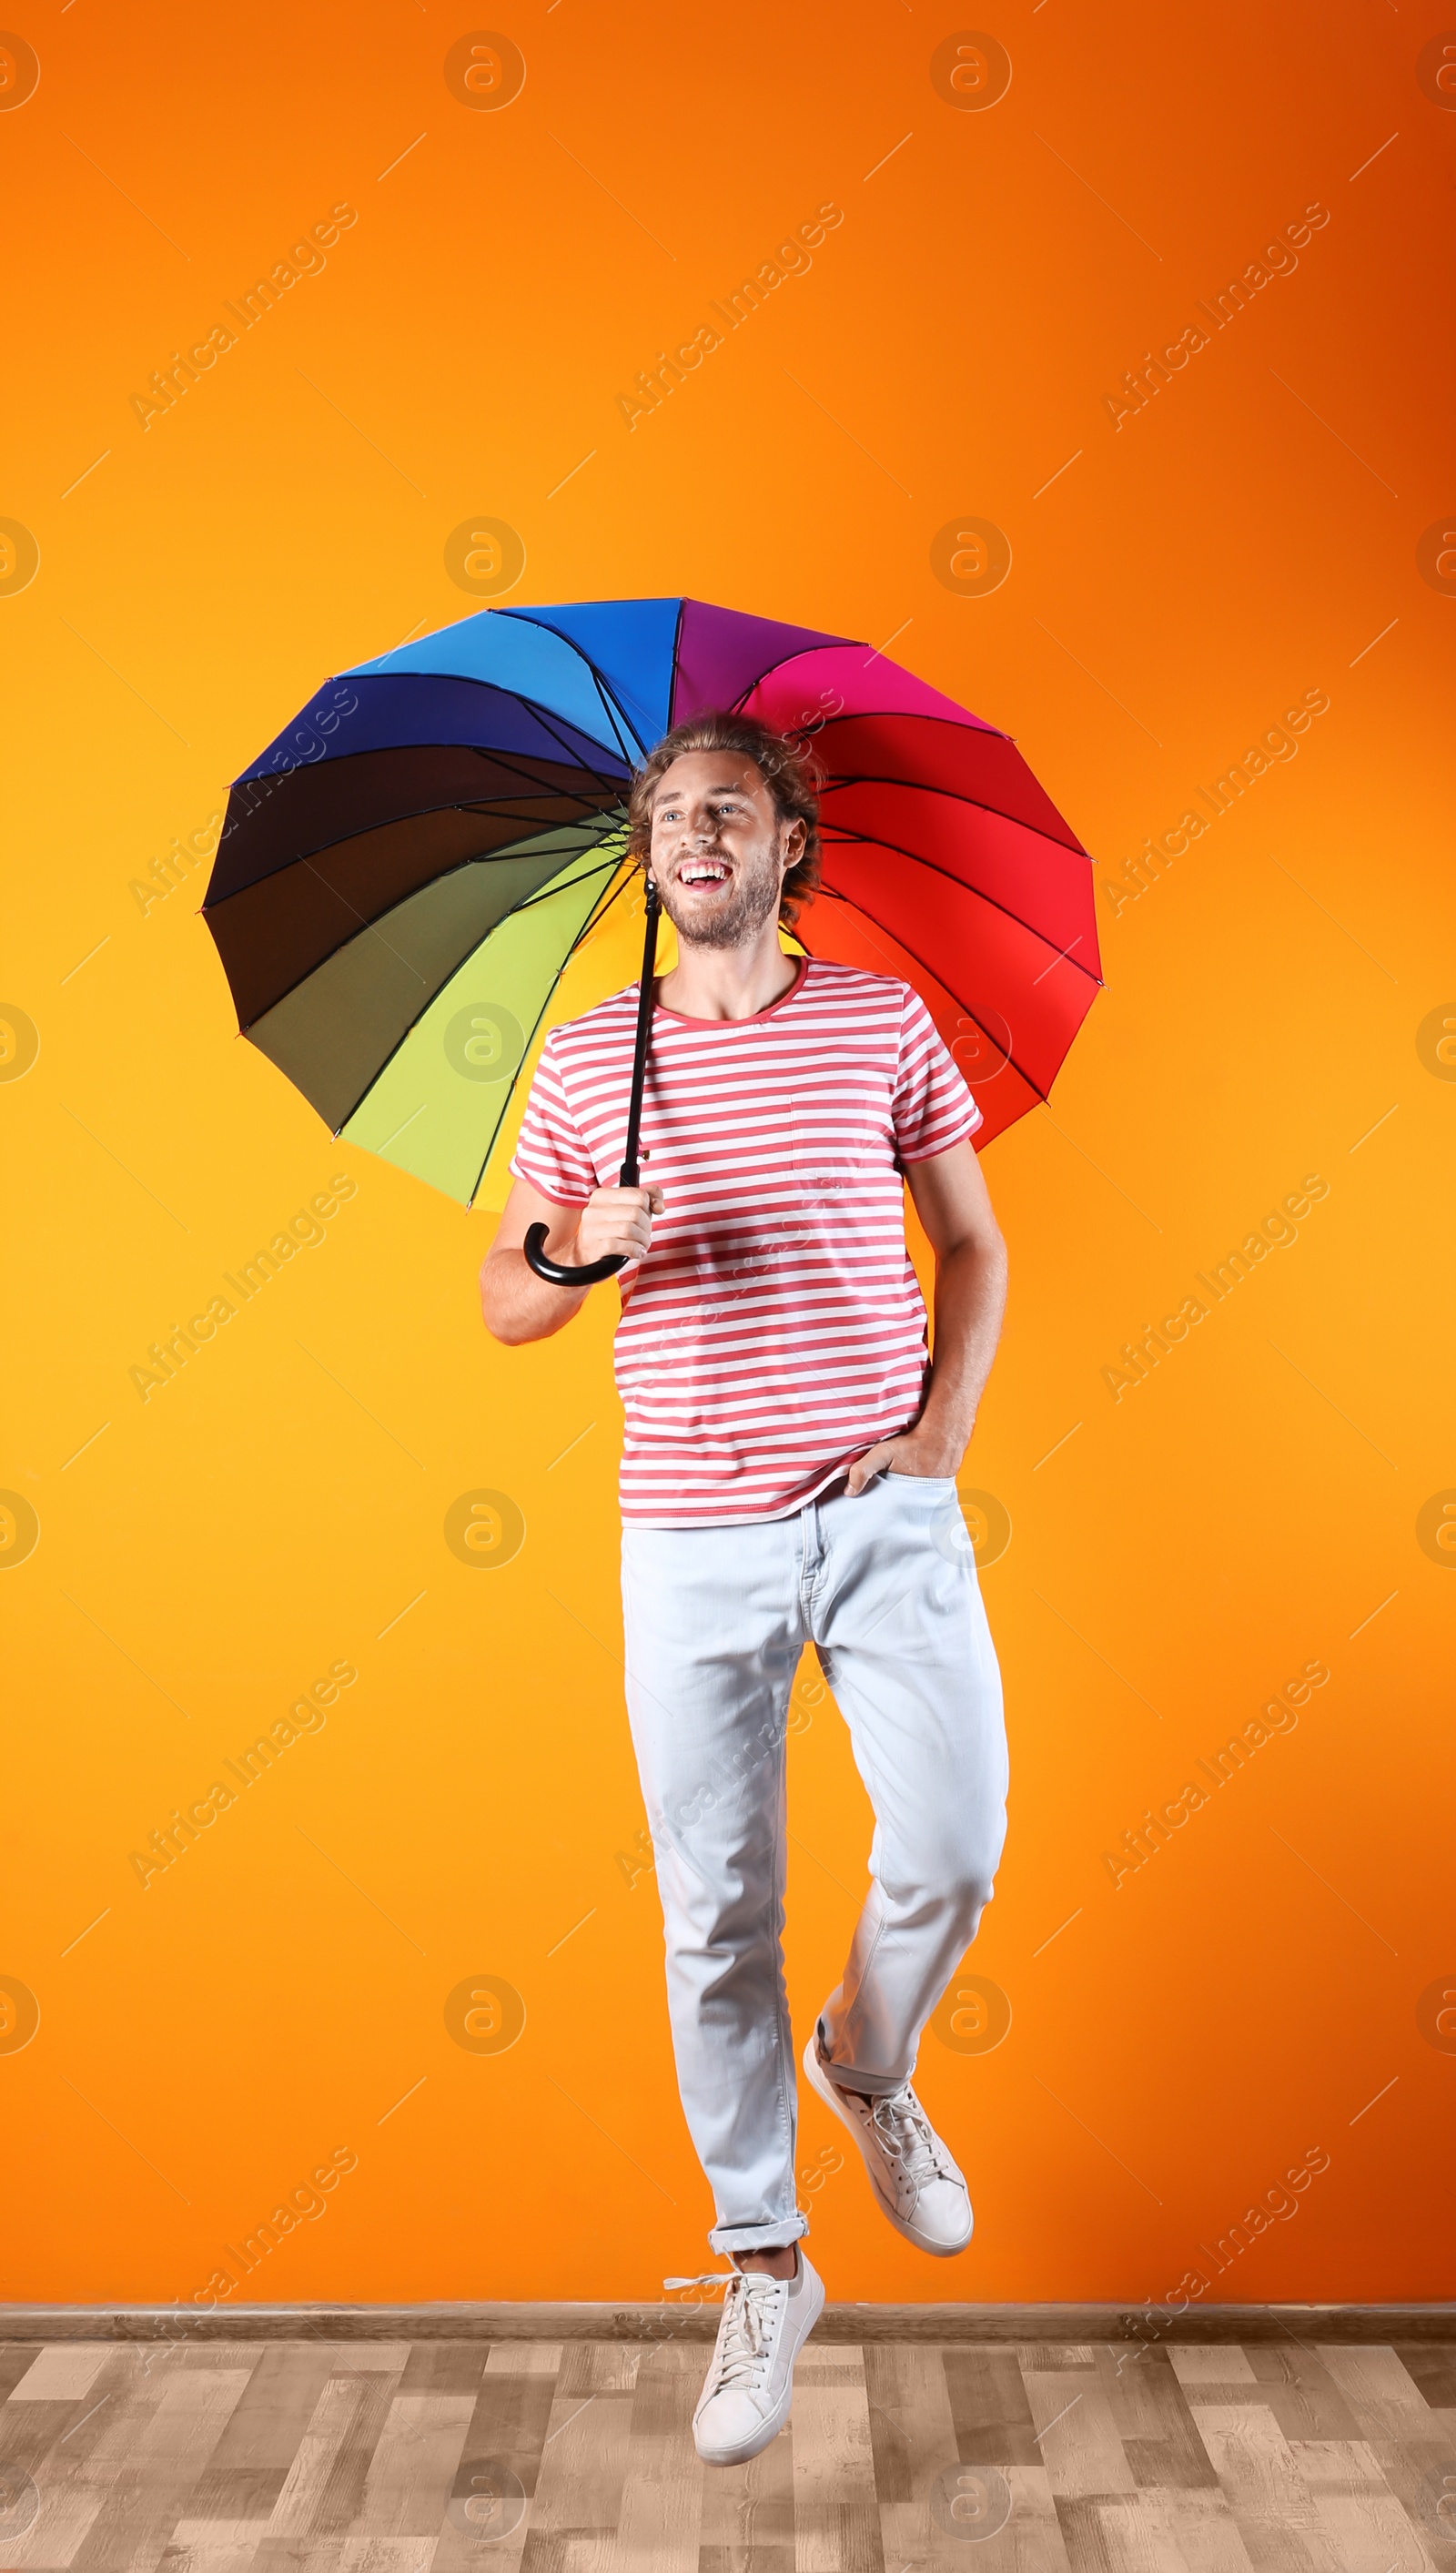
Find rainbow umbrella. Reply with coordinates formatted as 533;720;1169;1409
203;598;1100;1214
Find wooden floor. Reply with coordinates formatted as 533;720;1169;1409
3;2330;1456;2572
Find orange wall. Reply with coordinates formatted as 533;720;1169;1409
3;0;1453;2312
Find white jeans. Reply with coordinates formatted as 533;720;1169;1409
621;1470;1009;2254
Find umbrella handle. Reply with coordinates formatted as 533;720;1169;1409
521;1224;623;1285
523;877;661;1289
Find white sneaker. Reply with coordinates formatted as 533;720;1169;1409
802;2031;973;2255
669;2249;825;2467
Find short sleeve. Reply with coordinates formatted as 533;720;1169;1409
509;1037;599;1205
891;988;983;1163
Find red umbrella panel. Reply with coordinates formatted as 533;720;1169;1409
737;644;1101;1149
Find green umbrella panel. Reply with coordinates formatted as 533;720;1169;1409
250;817;631;1206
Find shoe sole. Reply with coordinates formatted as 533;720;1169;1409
801;2034;973;2257
693;2261;826;2467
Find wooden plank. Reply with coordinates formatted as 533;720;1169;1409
1095;2345;1219;2487
1075;2487;1258;2573
1141;2488;1259;2573
1342;2428;1456;2558
167;2461;289;2573
3;2442;121;2568
790;2344;882;2573
700;2544;795;2573
884;2460;1063;2573
1392;2342;1456;2410
698;2371;795;2568
521;2368;634;2547
875;2369;1010;2573
1313;2346;1431;2445
352;2392;477;2538
793;2354;865;2383
0;2398;88;2479
995;2464;1076;2570
1019;2368;1138;2498
173;2466;288;2525
339;2544;437;2573
515;2541;617;2573
1187;2404;1341;2573
569;2343;641;2393
154;2528;272;2573
250;2544;435;2573
1284;2439;1386;2491
1170;2352;1260;2388
67;2364;254;2573
2;2349;181;2569
397;2345;487;2397
430;2345;561;2573
941;2351;1042;2467
1055;2493;1167;2573
1239;2349;1361;2443
6;2345;113;2403
432;2457;532;2573
263;2367;405;2543
862;2345;958;2507
612;2341;706;2573
190;2345;337;2482
1285;2438;1428;2570
0;2345;48;2401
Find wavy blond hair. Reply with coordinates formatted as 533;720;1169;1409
625;709;823;928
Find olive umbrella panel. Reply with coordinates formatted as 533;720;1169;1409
203;597;1100;1207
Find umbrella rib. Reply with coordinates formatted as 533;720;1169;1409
733;683;1012;756
462;861;640;1208
821;825;1103;990
319;855;634;1140
806;881;1060;1105
820;767;1088;859
498;606;658;761
506;843;628;914
725;638;871;720
206;773;625;911
234;832;626;1040
232;670;633;802
808;704;1013;749
590;667;647;769
670;597;687;725
508;674;642;772
458;736;631;807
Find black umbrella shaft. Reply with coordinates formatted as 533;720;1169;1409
618;876;660;1186
522;873;660;1288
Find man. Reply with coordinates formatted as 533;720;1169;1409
482;710;1009;2469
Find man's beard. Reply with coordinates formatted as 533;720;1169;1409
654;856;783;950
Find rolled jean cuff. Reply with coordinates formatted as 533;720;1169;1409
822;2064;914;2098
814;2018;917;2099
708;2212;809;2254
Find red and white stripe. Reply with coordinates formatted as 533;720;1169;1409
511;958;981;1525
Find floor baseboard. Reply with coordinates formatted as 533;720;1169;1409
2;2301;1452;2344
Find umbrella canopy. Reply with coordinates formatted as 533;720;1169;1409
204;597;1100;1206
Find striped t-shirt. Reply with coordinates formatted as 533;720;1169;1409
509;957;982;1525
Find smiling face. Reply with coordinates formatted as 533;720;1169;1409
647;750;806;950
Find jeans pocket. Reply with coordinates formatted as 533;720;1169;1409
885;1470;958;1488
